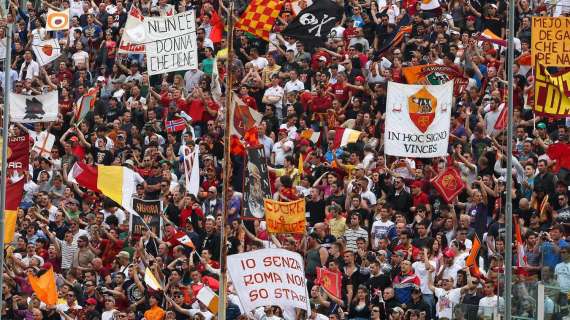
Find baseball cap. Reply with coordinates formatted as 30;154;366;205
86;298;98;305
466;15;476;21
355;75;365;83
318;56;327;62
537;122;546;129
411;181;422;189
443;248;456;258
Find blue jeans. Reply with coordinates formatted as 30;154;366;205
423;293;436;318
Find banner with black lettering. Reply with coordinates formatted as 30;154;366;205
227;248;310;315
130;198;162;237
385;81;452;158
136;11;198;75
243;147;272;219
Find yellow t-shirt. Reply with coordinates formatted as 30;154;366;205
275;168;300;186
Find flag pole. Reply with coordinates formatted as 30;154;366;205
504;0;515;316
0;18;13;317
219;2;234;319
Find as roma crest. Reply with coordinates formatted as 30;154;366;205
408;87;437;133
441;172;458;191
233;103;255;137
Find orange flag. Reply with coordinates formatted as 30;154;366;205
465;234;481;267
28;267;58;305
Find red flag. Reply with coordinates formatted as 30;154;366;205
72;144;85;160
68;162;100;192
244;126;259;146
494;104;508;131
431;167;465;203
230;135;245;156
209;10;224;43
316;267;342;300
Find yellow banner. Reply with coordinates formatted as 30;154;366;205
264;199;306;234
534;63;570;118
532;17;570;66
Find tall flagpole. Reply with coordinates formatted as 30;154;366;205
0;15;13;316
219;2;234;319
504;0;515;317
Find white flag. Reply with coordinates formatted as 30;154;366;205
384;81;452;158
182;146;200;197
10;91;59;123
118;6;146;53
32;39;61;66
32;131;55;159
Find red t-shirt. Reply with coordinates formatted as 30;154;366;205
202;100;220;123
101;238;125;268
311;95;332;113
187;99;205;123
331;82;350;104
547;142;570;173
413;192;430;208
241;95;258;111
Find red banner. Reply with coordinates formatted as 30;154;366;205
8;135;30;176
431;167;465;203
316;267;342;300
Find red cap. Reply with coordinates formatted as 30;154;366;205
355;75;365;83
86;298;98;305
466;15;476;21
443;248;456;258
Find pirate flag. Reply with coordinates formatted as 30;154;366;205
282;0;342;49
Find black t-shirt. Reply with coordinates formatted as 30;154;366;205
307;199;326;226
144;175;162;200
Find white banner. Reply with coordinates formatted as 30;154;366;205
118;6;146;53
10;91;59;123
142;11;198;75
32;39;62;66
227;248;310;315
385;81;452;158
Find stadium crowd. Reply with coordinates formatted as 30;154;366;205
1;0;570;319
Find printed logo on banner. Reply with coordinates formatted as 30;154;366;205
384;81;452;158
408;87;437;133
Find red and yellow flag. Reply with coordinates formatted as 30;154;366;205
5;176;25;243
235;0;284;40
28;267;58;306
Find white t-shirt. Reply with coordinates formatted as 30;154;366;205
441;262;463;285
371;219;394;248
251;57;269;70
412;260;436;294
555;261;570;292
434;287;462;319
72;50;89;67
272;140;294;166
264;85;284;111
284;79;304;95
478;295;504;318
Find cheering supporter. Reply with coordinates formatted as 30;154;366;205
1;0;570;319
